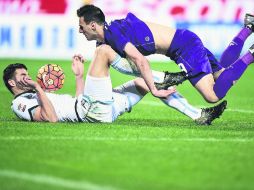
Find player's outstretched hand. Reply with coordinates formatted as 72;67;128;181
151;87;176;98
72;54;85;78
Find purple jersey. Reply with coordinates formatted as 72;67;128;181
103;12;156;57
100;13;223;85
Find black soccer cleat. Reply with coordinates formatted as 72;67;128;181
244;13;254;32
195;100;227;125
155;71;187;90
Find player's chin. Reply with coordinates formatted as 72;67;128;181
85;35;94;41
85;36;92;41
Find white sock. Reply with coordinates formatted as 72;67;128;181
160;92;202;120
152;70;165;83
111;55;165;82
113;80;144;108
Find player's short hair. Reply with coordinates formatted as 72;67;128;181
3;63;27;94
77;4;105;25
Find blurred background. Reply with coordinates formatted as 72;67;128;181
0;0;254;61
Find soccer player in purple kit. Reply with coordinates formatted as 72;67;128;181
77;5;254;103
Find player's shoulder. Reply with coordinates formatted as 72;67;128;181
11;91;39;121
13;90;37;102
11;91;38;110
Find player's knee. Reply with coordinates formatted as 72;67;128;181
95;44;112;56
204;95;219;103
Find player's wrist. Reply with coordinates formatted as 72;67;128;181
34;83;42;92
75;74;84;79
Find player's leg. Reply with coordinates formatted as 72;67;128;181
220;14;254;67
113;77;226;125
82;45;118;122
84;45;115;101
110;54;187;88
192;73;219;103
113;77;202;120
110;56;204;121
194;44;254;102
213;46;254;100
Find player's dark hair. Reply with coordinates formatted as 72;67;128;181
77;4;105;25
3;63;27;94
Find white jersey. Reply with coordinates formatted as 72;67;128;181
11;90;131;123
11;91;81;122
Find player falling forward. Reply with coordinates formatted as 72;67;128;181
77;5;254;103
3;46;226;124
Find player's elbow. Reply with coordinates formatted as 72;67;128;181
47;113;58;122
41;113;58;123
49;117;58;123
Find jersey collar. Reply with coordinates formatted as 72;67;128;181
14;90;36;99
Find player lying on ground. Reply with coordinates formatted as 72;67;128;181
77;5;254;103
3;46;226;124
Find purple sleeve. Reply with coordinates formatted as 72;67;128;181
105;24;130;57
113;33;129;55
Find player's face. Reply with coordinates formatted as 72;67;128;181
13;68;33;91
79;17;97;41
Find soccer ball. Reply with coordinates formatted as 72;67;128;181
37;64;65;91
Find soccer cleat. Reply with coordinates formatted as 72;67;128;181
155;71;187;90
244;13;254;32
195;100;227;125
249;44;254;56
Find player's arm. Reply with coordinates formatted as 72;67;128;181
71;54;85;97
22;77;58;122
124;42;175;98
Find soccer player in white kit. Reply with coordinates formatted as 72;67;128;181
3;45;226;124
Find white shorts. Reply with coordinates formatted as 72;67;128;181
78;75;114;123
112;92;131;122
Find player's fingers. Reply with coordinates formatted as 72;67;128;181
166;89;176;96
73;54;85;63
19;77;27;86
77;54;84;63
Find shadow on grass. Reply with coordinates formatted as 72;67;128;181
1;117;254;132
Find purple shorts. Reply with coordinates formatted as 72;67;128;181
166;29;222;85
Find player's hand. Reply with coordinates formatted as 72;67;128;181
72;54;85;78
151;87;176;98
19;76;40;90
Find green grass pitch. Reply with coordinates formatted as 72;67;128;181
0;58;254;190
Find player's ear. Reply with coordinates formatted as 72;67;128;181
8;79;16;87
91;21;96;30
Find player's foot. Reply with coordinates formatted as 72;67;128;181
155;71;187;90
244;13;254;32
195;100;227;125
249;44;254;55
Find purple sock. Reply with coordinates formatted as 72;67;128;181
220;37;244;67
214;59;248;99
220;28;252;68
242;51;254;65
238;27;252;41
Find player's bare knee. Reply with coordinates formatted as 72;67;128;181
95;44;112;56
204;95;219;103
